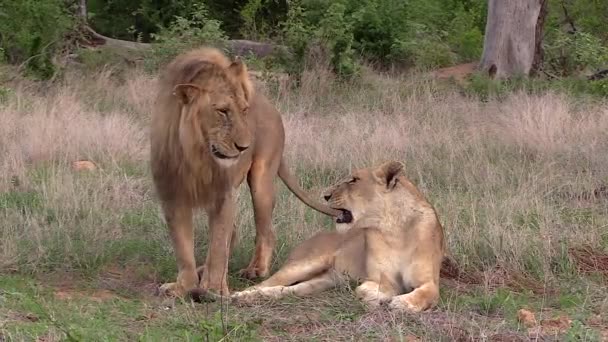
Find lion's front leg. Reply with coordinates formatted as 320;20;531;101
198;195;237;297
241;163;277;279
158;201;198;298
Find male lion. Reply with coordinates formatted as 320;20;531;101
231;161;445;313
150;47;340;299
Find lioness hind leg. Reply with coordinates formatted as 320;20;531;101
159;202;198;298
388;282;439;313
241;163;278;279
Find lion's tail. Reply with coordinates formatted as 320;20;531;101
277;159;341;217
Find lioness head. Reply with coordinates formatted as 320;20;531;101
172;58;253;167
323;161;405;232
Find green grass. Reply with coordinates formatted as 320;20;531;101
2;272;605;341
0;275;262;341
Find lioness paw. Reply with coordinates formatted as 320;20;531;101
231;286;289;304
355;282;392;308
388;295;425;313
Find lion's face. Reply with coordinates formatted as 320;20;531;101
173;61;253;167
323;161;404;232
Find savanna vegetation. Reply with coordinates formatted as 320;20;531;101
1;0;607;340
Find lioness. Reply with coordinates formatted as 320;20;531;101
231;161;445;313
150;47;340;299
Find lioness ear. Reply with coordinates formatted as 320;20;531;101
374;161;404;190
173;83;203;105
228;56;254;101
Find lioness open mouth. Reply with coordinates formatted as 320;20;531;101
335;209;353;224
211;145;237;160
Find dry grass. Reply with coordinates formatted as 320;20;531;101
1;65;607;288
2;63;608;340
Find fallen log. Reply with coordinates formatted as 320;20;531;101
82;27;291;59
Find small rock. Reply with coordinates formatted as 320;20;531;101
517;309;537;327
586;314;602;326
72;160;96;171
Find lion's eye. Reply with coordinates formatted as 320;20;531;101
348;177;359;184
218;109;229;117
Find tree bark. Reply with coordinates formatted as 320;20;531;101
479;0;547;78
531;0;549;76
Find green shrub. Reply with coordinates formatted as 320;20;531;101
144;3;227;72
447;4;484;62
544;29;608;77
392;24;455;70
0;0;73;79
279;0;488;77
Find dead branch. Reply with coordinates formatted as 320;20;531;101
588;69;608;81
560;0;577;34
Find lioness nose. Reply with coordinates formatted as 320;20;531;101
234;143;249;152
323;194;331;201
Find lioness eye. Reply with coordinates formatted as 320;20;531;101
218;109;229;117
348;177;359;184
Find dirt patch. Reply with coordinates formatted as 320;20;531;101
2;311;40;323
527;315;573;338
441;259;554;295
418;310;528;341
569;245;608;278
53;288;118;302
430;62;477;85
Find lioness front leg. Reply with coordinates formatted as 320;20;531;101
240;162;278;279
388;282;439;313
159;202;198;297
232;234;336;302
233;271;338;303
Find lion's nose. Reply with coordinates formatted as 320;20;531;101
234;143;249;152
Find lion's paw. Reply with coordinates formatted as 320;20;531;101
238;266;269;280
157;282;187;298
388;295;424;313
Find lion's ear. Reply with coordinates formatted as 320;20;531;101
374;160;404;190
173;83;203;105
228;56;254;101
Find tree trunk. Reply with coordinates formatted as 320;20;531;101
78;0;87;21
530;0;548;76
479;0;547;78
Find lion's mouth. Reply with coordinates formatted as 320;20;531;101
334;208;353;224
211;145;238;160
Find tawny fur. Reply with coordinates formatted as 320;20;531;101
149;47;340;299
231;161;445;313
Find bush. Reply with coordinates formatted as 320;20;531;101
544;29;608;77
144;3;227;72
279;0;487;77
0;0;73;79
